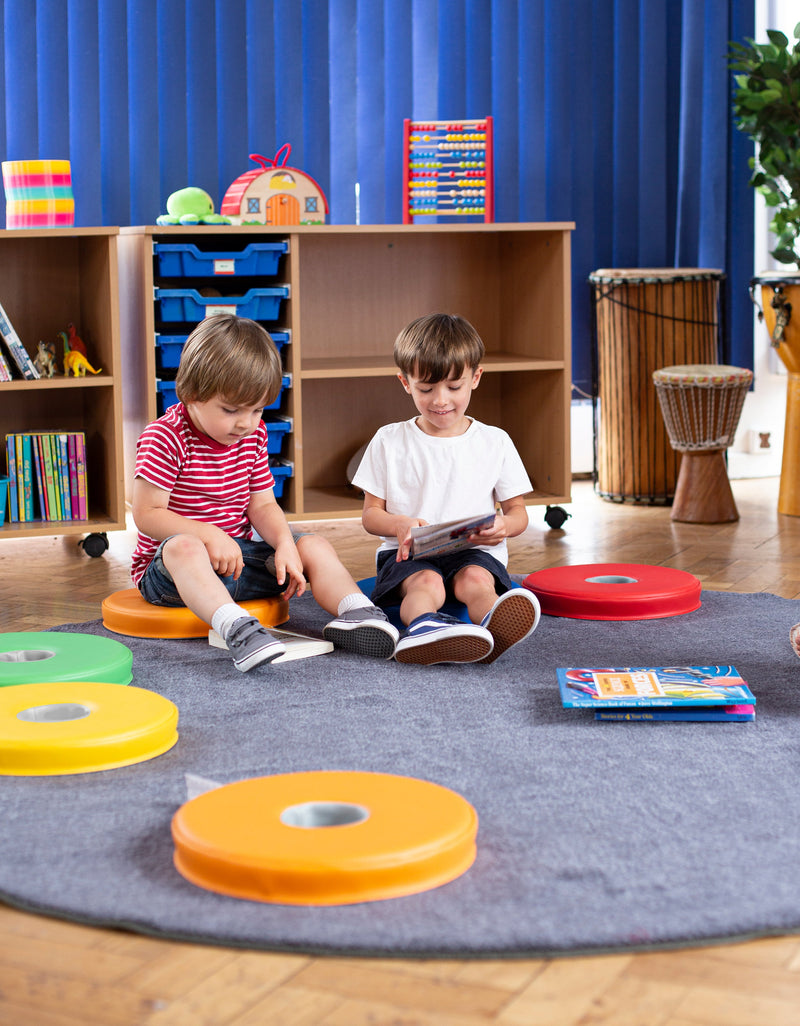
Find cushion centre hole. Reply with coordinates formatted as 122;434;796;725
584;575;639;585
0;649;56;662
17;703;92;723
280;801;370;829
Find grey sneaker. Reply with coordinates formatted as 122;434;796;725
479;589;541;663
226;616;286;671
394;612;493;665
322;605;400;659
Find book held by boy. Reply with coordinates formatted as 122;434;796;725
409;512;495;559
557;665;756;722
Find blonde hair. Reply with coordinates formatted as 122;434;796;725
393;313;485;382
175;315;283;407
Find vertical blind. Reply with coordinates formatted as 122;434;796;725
1;0;754;393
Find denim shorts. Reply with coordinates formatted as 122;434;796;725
369;547;515;608
138;535;299;606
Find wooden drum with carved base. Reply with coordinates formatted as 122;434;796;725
750;272;800;516
590;269;723;503
652;365;752;523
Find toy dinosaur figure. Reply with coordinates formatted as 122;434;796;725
57;323;87;357
64;350;101;377
33;340;57;378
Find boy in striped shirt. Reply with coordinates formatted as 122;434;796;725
131;315;398;671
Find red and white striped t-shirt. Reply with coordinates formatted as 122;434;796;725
131;403;275;586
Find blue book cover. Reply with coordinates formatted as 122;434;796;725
595;705;755;722
21;433;33;520
56;433;71;519
5;435;18;521
557;666;756;709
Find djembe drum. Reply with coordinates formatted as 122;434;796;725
590;268;724;503
750;272;800;516
652;365;752;523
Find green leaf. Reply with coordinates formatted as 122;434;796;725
767;29;789;50
771;246;798;265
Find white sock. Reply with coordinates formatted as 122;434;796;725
211;602;252;640
337;592;373;616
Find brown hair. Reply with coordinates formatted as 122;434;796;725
393;313;485;382
175;315;283;407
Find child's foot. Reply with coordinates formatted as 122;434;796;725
479;589;541;663
226;616;286;671
323;605;400;659
394;612;493;665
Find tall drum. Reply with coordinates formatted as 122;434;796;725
750;272;800;516
590;268;724;503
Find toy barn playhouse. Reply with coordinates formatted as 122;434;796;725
220;147;328;226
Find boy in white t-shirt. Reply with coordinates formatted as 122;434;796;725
352;313;540;665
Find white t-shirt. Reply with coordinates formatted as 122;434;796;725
352;417;533;566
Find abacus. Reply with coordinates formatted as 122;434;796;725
402;117;494;223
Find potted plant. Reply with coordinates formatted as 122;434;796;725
729;24;800;517
728;25;800;266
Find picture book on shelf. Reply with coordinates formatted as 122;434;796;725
0;299;39;379
409;512;496;559
557;665;756;713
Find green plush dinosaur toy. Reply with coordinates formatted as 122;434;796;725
156;186;230;225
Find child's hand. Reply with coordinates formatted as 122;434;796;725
469;513;506;546
205;530;245;579
273;540;307;598
396;517;428;561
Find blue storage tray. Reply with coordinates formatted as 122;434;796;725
263;416;292;455
154;241;288;277
265;374;292;411
156;379;179;416
269;459;293;499
155;286;290;322
156;376;291;417
156;330;289;370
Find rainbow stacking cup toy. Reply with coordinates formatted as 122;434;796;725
2;159;74;228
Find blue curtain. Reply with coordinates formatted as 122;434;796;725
0;0;754;394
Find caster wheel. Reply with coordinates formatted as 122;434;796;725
544;505;571;529
79;532;109;558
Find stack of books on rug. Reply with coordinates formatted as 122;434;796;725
5;430;87;522
557;665;756;722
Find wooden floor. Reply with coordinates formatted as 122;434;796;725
3;476;800;1026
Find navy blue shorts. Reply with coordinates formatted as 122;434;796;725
138;536;290;606
369;547;515;608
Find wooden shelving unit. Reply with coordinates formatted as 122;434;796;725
0;227;126;544
119;222;573;521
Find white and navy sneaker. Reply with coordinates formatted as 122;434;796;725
226;616;286;671
322;605;400;659
394;612;493;665
479;589;541;663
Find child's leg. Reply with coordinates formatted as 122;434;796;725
450;564;500;624
158;534;285;671
295;534;399;658
451;564;540;663
398;568;447;625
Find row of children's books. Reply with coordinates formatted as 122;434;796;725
5;431;87;522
